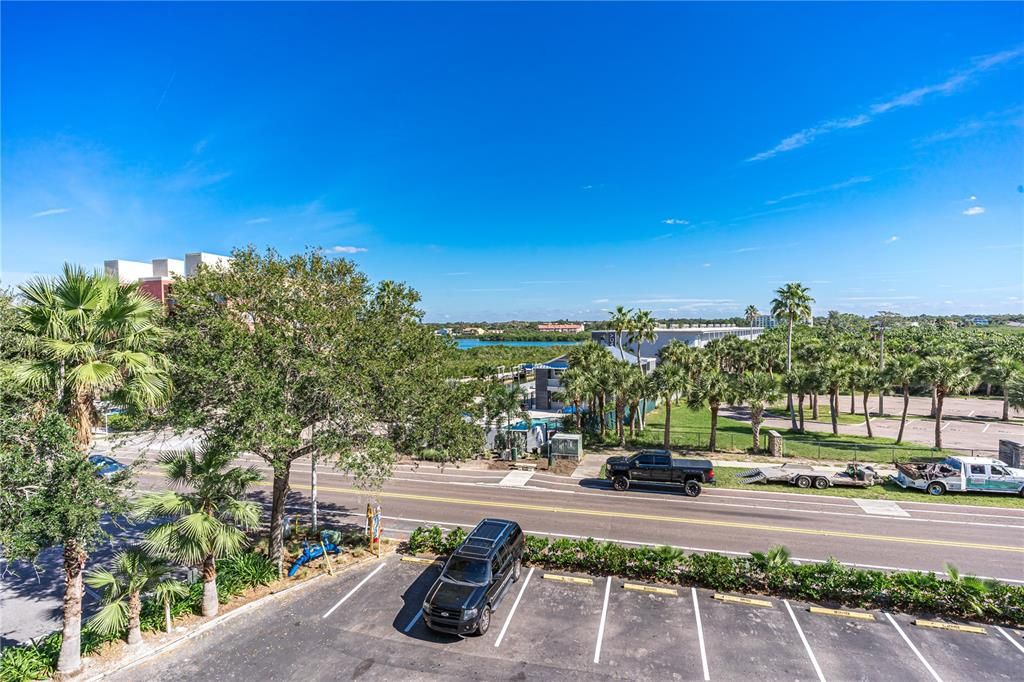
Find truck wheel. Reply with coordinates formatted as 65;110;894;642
513;558;522;581
927;482;946;496
813;477;830;490
684;480;702;497
795;475;812;489
476;605;492;635
613;476;629;491
1019;487;1024;499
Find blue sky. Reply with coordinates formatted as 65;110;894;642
2;2;1022;321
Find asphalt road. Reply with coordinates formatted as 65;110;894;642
111;555;1024;682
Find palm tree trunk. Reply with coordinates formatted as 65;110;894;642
598;394;606;438
202;554;219;617
72;391;93;450
57;541;87;675
709;404;719;452
830;391;839;435
849;389;856;414
164;600;173;633
268;458;292;576
127;591;143;646
934;392;944;449
575;399;582;431
862;391;873;438
785;319;794;413
930;387;937;417
798;394;805;432
663;396;672;449
751;408;763;454
897;383;910;444
811;393;819;420
1003;388;1010;421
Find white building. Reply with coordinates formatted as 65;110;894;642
185;252;232;277
591;325;764;354
752;314;778;329
152;258;185;278
104;259;153;283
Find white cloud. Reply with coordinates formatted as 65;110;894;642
245;217;271;225
733;246;763;253
582;185;594;190
970;195;977;201
661;218;689;225
885;235;900;244
747;46;1024;161
963;206;986;216
703;262;712;267
765;176;871;205
841;296;920;301
330;245;367;254
445;271;469;276
652;233;674;240
31;208;71;218
592;298;609;303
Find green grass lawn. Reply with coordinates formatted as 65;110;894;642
713;466;1024;509
631;403;955;464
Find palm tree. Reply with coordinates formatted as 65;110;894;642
652;362;687;449
1008;375;1024;415
13;265;171;449
687;368;731;452
984;356;1022;422
135;445;262;617
608;306;633;357
820;358;847;436
553;367;588;431
744;305;759;327
609;361;637;446
920;355;976;449
850;364;880;438
732;372;780;454
629;309;658;428
85;548;185;646
886;354;920;444
770;282;814;421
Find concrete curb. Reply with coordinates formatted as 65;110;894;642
82;553;387;681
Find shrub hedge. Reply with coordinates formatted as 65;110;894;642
407;526;1024;627
0;551;277;682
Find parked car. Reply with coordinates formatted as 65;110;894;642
88;454;128;480
892;456;1024;496
605;449;714;496
423;518;525;636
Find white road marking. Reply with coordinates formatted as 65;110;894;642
996;626;1024;655
854;499;910;518
784;600;825;682
983;423;991;433
498;470;535;487
403;608;424;633
495;567;534;648
941;421;952;432
968;410;975;417
692;588;710;681
885;612;942;682
322;562;386;618
593;576;612;663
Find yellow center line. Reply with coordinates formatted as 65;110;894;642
136;472;1024;554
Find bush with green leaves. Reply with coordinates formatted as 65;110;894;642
405;525;1023;626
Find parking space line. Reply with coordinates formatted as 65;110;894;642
996;626;1024;654
884;613;943;682
691;588;710;682
403;608;424;634
593;577;611;664
784;600;825;682
495;567;534;648
322;562;385;619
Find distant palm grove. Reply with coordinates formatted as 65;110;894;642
556;285;1024;453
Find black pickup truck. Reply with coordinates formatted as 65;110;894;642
605;449;714;496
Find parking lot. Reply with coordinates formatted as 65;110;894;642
118;555;1024;682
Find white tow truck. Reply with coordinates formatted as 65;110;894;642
892;456;1024;497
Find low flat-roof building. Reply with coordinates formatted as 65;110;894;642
591;325;763;355
538;322;585;333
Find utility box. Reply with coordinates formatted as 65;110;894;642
549;433;583;461
998;439;1023;468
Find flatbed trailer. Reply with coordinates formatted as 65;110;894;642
738;463;877;490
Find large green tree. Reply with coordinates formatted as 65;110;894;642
732;372;780;454
628;309;658;428
165;247;479;573
920;355;976;449
135;445;262;617
0;413;129;676
12;265;171;449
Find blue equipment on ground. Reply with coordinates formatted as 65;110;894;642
287;530;342;577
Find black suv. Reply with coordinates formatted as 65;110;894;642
422;518;525;636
